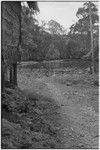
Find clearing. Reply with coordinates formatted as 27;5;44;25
17;61;99;149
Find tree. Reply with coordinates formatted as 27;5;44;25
45;43;60;60
68;2;99;61
21;5;38;60
69;2;98;35
50;34;68;59
66;39;78;59
47;20;67;35
1;1;39;91
89;1;95;75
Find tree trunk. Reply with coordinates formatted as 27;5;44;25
1;3;5;93
13;63;17;86
10;65;13;84
89;1;95;76
1;64;5;93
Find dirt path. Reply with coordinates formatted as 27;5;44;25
45;81;99;149
18;70;99;149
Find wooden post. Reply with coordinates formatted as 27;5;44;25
89;1;95;77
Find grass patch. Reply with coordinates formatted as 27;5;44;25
1;87;62;149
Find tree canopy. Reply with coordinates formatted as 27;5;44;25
68;2;99;60
2;1;99;62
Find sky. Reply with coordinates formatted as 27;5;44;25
37;2;84;31
37;1;99;31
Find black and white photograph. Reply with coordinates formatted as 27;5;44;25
1;0;99;149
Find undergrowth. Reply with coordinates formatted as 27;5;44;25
1;87;62;149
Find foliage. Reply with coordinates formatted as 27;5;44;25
2;2;21;65
2;1;99;64
2;87;61;149
2;1;39;64
47;20;67;35
66;39;79;58
5;1;98;62
68;2;99;59
21;6;38;60
27;1;39;12
69;2;98;34
45;43;60;60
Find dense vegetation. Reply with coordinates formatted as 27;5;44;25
21;2;99;61
1;1;99;149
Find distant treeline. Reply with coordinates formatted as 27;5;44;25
21;2;99;62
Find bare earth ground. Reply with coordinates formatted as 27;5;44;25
17;67;99;149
